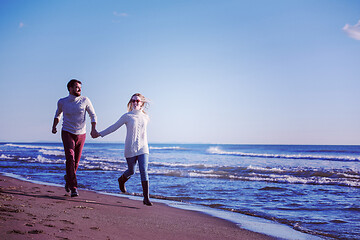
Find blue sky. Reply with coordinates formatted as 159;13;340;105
0;0;359;145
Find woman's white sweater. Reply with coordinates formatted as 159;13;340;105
99;110;149;158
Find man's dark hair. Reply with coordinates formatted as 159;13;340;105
67;79;82;91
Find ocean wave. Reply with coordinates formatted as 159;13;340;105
305;149;360;154
27;155;64;164
81;165;121;171
247;165;285;173
160;163;360;180
259;186;288;191
207;146;360;162
1;154;63;165
39;149;64;156
345;207;360;212
84;156;125;163
151;161;215;169
150;166;360;188
5;143;63;151
227;173;360;187
150;146;186;150
0;154;13;159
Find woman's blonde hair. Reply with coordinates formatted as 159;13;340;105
127;93;149;113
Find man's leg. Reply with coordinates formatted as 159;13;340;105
74;133;86;175
61;131;77;191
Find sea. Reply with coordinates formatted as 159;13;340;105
0;142;359;240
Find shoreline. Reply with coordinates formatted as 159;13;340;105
0;173;278;240
0;173;324;240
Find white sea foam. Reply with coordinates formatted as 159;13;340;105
82;165;120;171
343;173;360;179
188;172;221;178
0;154;12;159
231;173;360;187
85;156;124;163
5;143;63;151
27;155;64;164
35;155;51;163
247;165;285;173
149;163;360;187
39;149;64;156
207;146;360;161
151;161;215;168
150;146;185;150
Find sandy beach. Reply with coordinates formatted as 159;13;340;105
0;174;276;240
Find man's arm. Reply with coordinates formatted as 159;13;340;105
53;99;63;134
86;97;99;138
52;118;59;134
90;122;100;138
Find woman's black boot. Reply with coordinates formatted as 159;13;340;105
141;181;153;206
118;175;130;193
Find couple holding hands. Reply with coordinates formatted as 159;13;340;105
52;79;152;206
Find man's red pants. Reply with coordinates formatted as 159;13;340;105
61;131;86;190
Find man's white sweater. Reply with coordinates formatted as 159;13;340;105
54;95;97;135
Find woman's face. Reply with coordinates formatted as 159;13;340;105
131;95;142;110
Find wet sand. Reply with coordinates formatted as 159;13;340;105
0;174;277;240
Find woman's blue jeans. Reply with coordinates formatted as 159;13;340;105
123;154;149;181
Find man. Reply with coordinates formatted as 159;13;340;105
52;79;98;197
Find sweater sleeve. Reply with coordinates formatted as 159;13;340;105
99;113;127;137
54;99;63;120
85;98;97;123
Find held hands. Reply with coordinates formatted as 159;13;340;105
91;122;100;138
52;128;100;138
91;129;100;138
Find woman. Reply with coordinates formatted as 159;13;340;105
94;93;152;206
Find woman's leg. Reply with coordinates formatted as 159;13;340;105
138;154;149;182
118;156;137;193
138;154;152;206
123;156;137;178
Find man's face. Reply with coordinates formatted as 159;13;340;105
70;82;81;97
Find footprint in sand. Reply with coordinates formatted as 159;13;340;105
0;193;14;201
74;205;93;210
28;229;44;234
26;213;37;220
60;219;75;225
30;187;41;193
44;224;56;228
7;229;25;235
60;226;74;232
0;206;23;213
56;237;71;240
